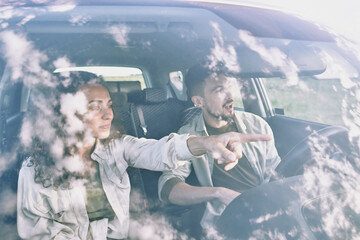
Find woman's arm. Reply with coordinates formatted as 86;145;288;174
122;132;271;171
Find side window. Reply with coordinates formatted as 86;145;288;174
169;71;186;101
262;77;345;126
233;78;244;109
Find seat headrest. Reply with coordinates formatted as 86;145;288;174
127;88;168;104
104;81;141;93
110;91;128;107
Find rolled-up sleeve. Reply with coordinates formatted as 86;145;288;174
120;133;194;171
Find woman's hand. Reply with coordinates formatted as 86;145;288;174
187;132;272;171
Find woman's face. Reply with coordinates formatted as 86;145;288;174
81;84;113;139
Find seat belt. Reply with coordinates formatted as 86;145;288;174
129;104;148;211
136;105;147;136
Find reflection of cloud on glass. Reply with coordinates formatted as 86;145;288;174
316;51;357;89
249;210;284;224
205;227;226;240
335;35;360;62
0;151;17;177
207;22;240;73
20;106;57;146
52;56;75;86
108;24;130;47
342;93;360;141
60;91;87;134
69;14;90;26
17;14;35;26
0;6;25;29
292;130;360;239
238;30;299;86
47;0;77;12
57;155;87;173
0;188;16;216
0;6;19;20
249;228;287;240
0;30;55;87
128;212;189;240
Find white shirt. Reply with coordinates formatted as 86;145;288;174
17;134;192;240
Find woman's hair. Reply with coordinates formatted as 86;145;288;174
25;71;123;188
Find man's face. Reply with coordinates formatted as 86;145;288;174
81;85;114;139
197;74;235;122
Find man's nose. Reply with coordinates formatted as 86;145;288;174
225;87;234;99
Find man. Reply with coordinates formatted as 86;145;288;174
158;64;281;230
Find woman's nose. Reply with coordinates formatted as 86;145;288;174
102;107;113;120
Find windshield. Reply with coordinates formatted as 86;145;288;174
0;3;360;239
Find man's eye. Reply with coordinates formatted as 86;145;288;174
108;104;113;109
215;87;223;93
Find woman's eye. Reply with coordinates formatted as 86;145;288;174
89;105;101;111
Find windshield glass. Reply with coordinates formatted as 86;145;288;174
0;3;359;239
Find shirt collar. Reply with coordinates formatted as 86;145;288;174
195;111;247;134
91;139;106;162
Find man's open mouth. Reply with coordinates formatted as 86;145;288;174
224;101;234;111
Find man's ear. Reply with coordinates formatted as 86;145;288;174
191;96;203;107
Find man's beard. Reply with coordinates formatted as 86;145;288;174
205;99;234;122
205;106;234;122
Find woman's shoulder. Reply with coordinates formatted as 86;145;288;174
19;157;35;175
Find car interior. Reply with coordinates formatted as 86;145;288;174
0;1;359;238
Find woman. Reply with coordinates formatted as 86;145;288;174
17;81;268;239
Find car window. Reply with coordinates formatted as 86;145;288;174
261;41;359;126
263;76;346;125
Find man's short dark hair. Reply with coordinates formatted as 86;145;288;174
185;62;231;98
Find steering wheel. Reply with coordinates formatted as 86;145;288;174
272;125;350;180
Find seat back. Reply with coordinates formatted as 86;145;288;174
125;88;186;209
179;106;202;128
127;88;186;139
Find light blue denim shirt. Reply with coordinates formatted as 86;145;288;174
17;133;192;240
158;111;281;228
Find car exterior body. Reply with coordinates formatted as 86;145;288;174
0;0;359;239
